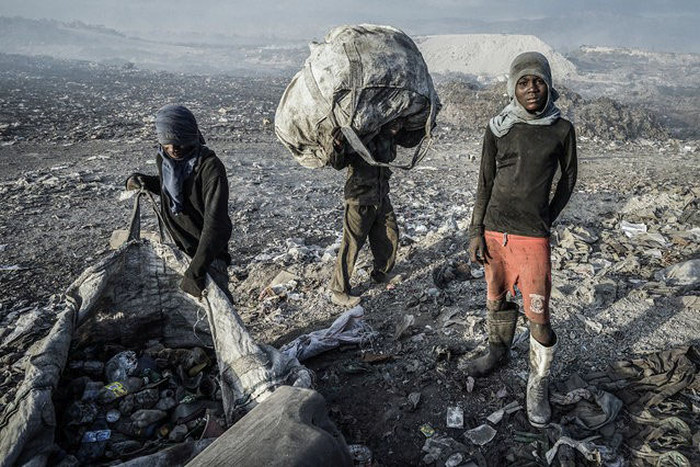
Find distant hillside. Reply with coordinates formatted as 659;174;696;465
0;16;304;75
566;46;700;138
416;34;577;81
567;46;700;89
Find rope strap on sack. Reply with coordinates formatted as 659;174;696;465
340;125;434;171
127;189;173;244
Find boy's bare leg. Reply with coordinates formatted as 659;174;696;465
530;321;555;346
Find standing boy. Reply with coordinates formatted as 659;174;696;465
466;52;577;427
328;120;421;307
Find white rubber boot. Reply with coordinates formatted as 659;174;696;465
527;333;557;427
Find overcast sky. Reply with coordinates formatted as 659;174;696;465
1;0;699;52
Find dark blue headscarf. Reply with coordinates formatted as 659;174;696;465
155;104;205;146
155;104;206;214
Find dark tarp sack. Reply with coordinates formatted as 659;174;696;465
189;386;352;467
274;24;441;170
0;192;312;466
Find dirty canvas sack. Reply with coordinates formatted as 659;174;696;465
0;192;311;467
275;24;441;169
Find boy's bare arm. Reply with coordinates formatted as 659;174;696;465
549;126;578;222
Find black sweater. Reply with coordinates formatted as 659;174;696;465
141;147;232;282
470;119;577;238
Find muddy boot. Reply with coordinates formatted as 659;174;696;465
464;302;519;377
527;333;557;428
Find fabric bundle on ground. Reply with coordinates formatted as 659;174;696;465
275;24;440;169
280;306;376;361
547;346;700;466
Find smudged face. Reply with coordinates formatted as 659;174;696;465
515;75;548;113
162;144;196;160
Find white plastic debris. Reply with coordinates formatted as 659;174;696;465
465;376;475;393
394;314;415;340
545;435;602;465
464;424;497;446
486;408;504;425
620;220;647;238
445;453;464;467
446;406;464;428
654;259;700;286
408;392;421;410
279;307;376;361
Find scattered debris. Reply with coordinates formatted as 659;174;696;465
420;424;436;438
446;406;464;429
407;392;421;411
280;307;376;361
394;314;415;340
464;424;497;446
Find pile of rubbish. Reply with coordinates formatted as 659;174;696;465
547;185;700;352
54;345;225;464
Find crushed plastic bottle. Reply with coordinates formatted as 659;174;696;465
98;381;128;404
105;351;138;383
106;409;121;423
82;429;112;443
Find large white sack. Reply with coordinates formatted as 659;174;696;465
275;24;440;169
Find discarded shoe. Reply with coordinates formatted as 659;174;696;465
331;292;361;307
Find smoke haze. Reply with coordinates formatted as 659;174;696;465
1;0;698;53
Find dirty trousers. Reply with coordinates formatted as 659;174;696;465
330;197;399;294
484;231;551;324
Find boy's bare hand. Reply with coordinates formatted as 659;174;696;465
469;236;490;264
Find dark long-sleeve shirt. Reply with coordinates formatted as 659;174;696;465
140;147;232;282
328;128;423;205
469;119;577;238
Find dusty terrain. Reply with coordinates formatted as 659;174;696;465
1;54;699;465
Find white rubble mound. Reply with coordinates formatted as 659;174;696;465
416;34;577;80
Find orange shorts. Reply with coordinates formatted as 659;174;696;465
483;231;551;324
